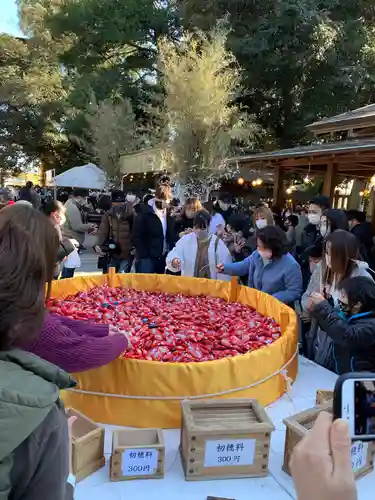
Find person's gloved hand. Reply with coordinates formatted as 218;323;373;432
290;411;357;500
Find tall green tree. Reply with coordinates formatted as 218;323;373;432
85;96;143;184
155;25;257;199
46;0;177;133
178;0;375;148
0;1;87;177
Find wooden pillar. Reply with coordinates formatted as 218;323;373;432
272;167;285;208
322;162;336;200
370;190;375;232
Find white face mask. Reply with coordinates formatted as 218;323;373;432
308;213;321;226
256;219;267;230
310;261;318;274
320;223;329;237
126;194;137;204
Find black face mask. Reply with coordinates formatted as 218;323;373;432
155;200;164;210
338;300;351;315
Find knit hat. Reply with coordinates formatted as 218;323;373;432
111;190;126;203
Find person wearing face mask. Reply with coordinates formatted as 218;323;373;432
244;206;275;254
301;195;330;249
126;192;141;214
253;205;274;231
302;230;373;368
95;191;134;273
166;211;232;279
223;215;251;257
43;200;79;279
62;188;96;278
308;276;375;374
204;201;226;236
133;184;177;274
319;209;348;238
298;195;331;290
217;226;303;306
174;198;203;239
213;192;234;224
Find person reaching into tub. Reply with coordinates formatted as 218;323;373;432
2;203;130;373
217;225;303;306
166;210;232;280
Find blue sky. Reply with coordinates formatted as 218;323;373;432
0;0;21;36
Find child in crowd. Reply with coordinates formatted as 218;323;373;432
309;276;375;374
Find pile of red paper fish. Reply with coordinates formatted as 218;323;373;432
48;286;282;363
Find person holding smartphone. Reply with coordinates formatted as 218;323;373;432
302;230;373;368
291;411;357;500
308;276;375;374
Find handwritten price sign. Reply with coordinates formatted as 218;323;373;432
204;439;256;468
351;441;368;472
122;448;158;476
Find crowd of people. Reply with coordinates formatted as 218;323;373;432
2;180;375;378
0;179;372;499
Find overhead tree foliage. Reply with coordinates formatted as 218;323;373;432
178;0;375;148
0;1;88;178
155;25;257;199
45;0;177;137
85;96;143;184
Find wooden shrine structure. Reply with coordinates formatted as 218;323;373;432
231;104;375;216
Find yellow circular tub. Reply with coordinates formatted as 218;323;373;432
53;271;298;428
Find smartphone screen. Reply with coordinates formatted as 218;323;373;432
341;378;375;440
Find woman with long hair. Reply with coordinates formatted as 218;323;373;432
319;208;349;238
0;204;75;499
302;230;373;369
7;204;129;373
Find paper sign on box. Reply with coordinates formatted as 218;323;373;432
122;448;159;476
204;439;256;468
351;441;368;472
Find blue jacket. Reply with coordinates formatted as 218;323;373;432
223;251;303;304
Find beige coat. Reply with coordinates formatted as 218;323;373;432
62;198;91;245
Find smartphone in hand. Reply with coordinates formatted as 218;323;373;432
333;372;375;441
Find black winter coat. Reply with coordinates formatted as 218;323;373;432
133;204;177;259
298;224;323;289
213;202;234;224
351;223;375;266
312;301;375;374
174;215;194;239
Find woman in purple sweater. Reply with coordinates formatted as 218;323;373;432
29;313;129;373
9;204;129;372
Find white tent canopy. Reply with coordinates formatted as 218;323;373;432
54;163;107;190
